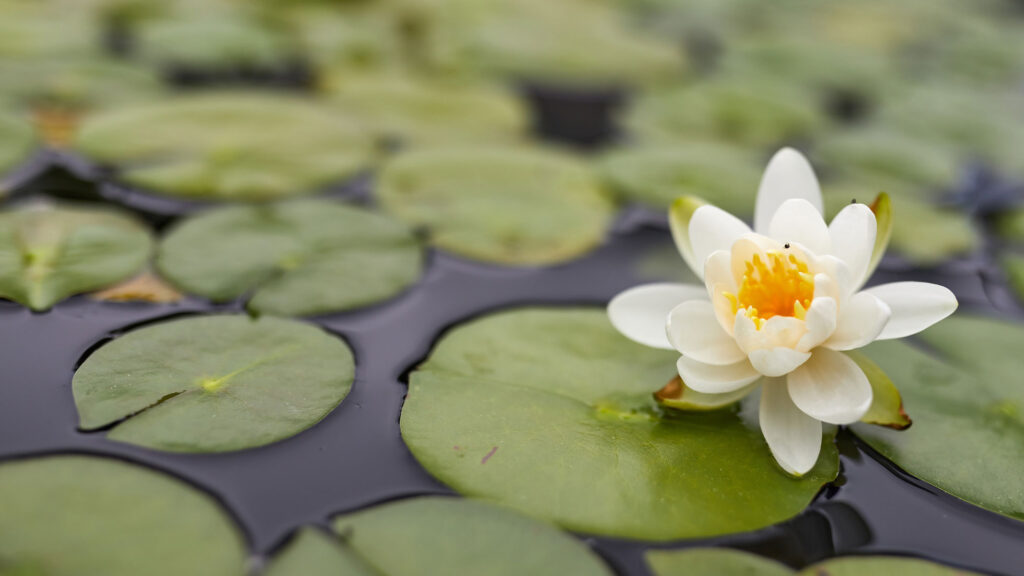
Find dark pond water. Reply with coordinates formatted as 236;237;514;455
1;163;1023;576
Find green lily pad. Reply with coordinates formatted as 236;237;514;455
0;113;35;181
136;12;298;69
645;548;979;576
0;455;246;576
377;148;614;266
73;314;354;452
400;308;839;540
0;203;153;311
157;200;422;316
326;76;527;146
1000;254;1024;303
0;58;165;114
816;128;958;193
330;497;613;575
73;93;375;201
264;529;373;576
599;143;761;215
853;315;1024;521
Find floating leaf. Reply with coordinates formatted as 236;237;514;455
326;76;527;146
74;94;375;201
600;144;761;216
137;14;297;69
73;314;354;452
0;203;153;310
0;455;245;576
645;548;979;576
853;316;1024;521
378;148;614;266
157;200;422;316
401;308;838;540
331;497;613;575
816;128;958;192
264;529;373;576
0;113;35;180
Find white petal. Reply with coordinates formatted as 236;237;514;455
749;347;812;377
769;199;831;255
796;297;837;352
688;205;751;281
704;250;736;294
864;282;958;340
825;292;891;351
711;284;737;335
608;284;708;349
676;356;761;394
759;315;806;349
829;203;877;290
733;310;760;354
668;196;707;278
667;300;747;365
760;378;822;476
754;148;824;235
787;348;873;425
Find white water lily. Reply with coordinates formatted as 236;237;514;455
608;148;958;476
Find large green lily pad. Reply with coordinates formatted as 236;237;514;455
73;314;354;452
0;113;35;180
157;200;422;316
263;529;373;576
377;149;614;266
73;93;375;201
400;308;839;540
329;497;613;575
853;315;1024;521
646;548;979;576
0;455;246;576
0;203;153;311
599;143;761;215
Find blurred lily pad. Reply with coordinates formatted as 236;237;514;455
853;316;1024;522
136;12;298;70
646;548;979;576
378;148;614;266
326;75;526;146
0;455;245;576
0;58;164;114
73;314;354;452
330;497;613;575
0;203;153;311
599;143;761;215
401;308;838;540
74;93;375;201
816;128;959;193
157;200;421;316
0;113;35;181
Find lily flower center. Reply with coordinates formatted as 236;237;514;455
725;251;814;328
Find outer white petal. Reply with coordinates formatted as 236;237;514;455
829;203;876;290
676;356;761;394
787;348;873;425
608;283;708;349
796;297;837;352
864;282;958;340
769;199;831;255
754;148;824;235
667;300;747;365
749;347;812;377
825;292;891;351
760;378;822;476
688;205;751;281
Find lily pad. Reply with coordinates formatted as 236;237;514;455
330;497;613;575
400;308;839;540
264;529;373;576
0;455;246;576
0;113;35;181
645;548;979;576
136;14;298;70
599;143;761;215
377;148;614;266
326;76;527;146
73;93;375;201
73;314;354;452
853;315;1024;521
0;203;153;310
157;200;422;316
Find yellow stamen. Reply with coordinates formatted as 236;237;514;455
723;250;814;329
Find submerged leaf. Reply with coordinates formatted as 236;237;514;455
0;203;153;310
854;315;1024;521
0;455;246;576
331;497;613;575
157;200;422;316
378;148;614;266
74;94;375;201
73;314;354;452
401;308;838;540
